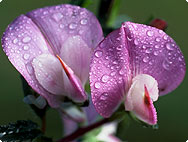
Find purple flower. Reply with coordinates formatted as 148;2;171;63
90;22;186;125
1;4;103;108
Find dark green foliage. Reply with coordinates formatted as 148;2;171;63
0;120;42;142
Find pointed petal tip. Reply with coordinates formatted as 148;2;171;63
125;74;158;125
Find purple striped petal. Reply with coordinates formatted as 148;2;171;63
1;15;61;108
27;4;103;84
123;22;186;95
2;4;103;108
90;28;131;118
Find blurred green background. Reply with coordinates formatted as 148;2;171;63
0;0;187;141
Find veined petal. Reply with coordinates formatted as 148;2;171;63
90;27;131;118
1;15;60;108
125;74;159;125
27;4;103;84
122;22;186;95
32;54;87;103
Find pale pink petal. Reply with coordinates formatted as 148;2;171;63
125;74;159;125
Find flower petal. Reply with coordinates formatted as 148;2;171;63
122;22;186;95
125;74;158;125
1;15;60;108
32;54;87;103
90;28;131;117
27;4;103;84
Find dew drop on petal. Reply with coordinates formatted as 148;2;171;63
147;30;153;37
100;92;108;100
80;18;88;25
23;45;29;50
166;43;174;50
155;37;160;42
155;45;160;49
26;64;33;74
101;75;109;83
69;23;77;29
23;54;30;60
145;48;152;53
52;13;63;22
13;38;18;44
110;72;116;76
153;51;159;56
94;50;103;58
134;39;139;45
143;56;149;63
59;24;64;29
163;35;168;40
22;36;31;43
94;82;101;89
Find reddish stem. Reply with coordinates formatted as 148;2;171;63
56;118;109;142
41;116;46;134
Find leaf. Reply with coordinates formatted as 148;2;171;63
0;120;42;142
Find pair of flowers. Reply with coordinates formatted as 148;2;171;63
2;4;185;125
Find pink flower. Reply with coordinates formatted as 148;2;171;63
1;4;103;108
90;22;186;125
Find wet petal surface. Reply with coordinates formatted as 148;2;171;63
27;4;103;84
123;22;186;95
1;15;60;107
90;28;131;117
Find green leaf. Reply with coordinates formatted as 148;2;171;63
82;127;102;142
0;120;42;141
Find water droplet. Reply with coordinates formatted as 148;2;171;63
100;92;108;100
134;39;139;45
59;24;64;29
26;64;33;74
69;23;77;29
155;45;160;49
147;30;153;37
145;48;152;53
178;57;183;62
22;36;31;43
127;35;132;41
80;18;87;25
95;50;103;58
23;54;30;60
101;75;109;83
155;37;160;42
110;72;116;76
166;43;174;50
94;82;101;89
143;56;149;62
153;51;159;56
23;45;29;50
13;38;18;44
113;61;118;64
162;59;171;70
163;35;168;40
119;68;125;75
52;13;63;22
142;45;146;49
158;30;163;34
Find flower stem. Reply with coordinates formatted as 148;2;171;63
56;118;109;142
